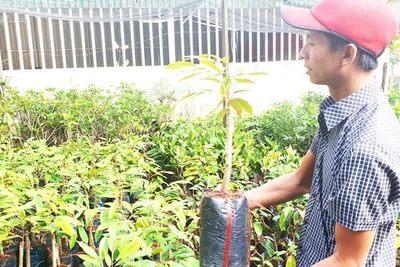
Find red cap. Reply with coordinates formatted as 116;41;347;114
281;0;399;57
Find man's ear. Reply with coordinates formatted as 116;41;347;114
341;44;358;67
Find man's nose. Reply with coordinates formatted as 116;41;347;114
298;47;307;60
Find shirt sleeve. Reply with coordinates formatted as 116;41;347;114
310;134;319;155
327;143;395;231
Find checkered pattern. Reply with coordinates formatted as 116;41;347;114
297;81;400;266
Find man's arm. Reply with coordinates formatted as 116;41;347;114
245;149;316;209
312;223;375;267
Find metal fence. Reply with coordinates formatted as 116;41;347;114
0;8;304;71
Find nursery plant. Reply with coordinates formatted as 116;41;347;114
167;52;266;266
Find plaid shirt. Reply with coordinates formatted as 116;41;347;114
297;81;400;266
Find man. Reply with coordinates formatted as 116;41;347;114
245;0;400;266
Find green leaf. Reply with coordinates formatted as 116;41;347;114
77;242;102;266
201;77;221;84
233;89;251;95
177;207;186;232
99;238;112;266
178;72;202;83
199;57;220;73
78;254;102;267
78;227;89;243
109;200;118;219
286;255;296;267
261;238;275;257
234;78;255;84
85;209;98;226
166;61;197;69
396;234;400;248
229;98;253;115
246;71;269;76
115;238;141;262
254;222;263;237
217;108;226;120
70;235;77;250
221;56;229;64
55;216;80;237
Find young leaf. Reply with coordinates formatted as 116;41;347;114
166;61;197;69
229;98;253;115
78;226;89;243
199;57;221;73
178;72;202;83
201;77;221;84
177;207;186;232
286;255;297;267
234;78;255;84
78;241;102;264
115;238;141;262
109;200;118;220
254;222;263;237
233;89;251;95
246;71;269;76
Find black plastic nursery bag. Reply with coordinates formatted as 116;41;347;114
199;194;250;267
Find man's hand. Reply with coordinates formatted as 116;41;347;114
312;223;375;267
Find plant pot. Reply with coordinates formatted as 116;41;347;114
58;254;72;267
31;242;50;267
0;254;17;267
199;191;250;267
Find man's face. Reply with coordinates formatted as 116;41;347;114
299;31;343;85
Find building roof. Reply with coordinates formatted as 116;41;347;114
0;0;319;9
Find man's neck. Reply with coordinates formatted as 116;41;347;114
328;72;375;102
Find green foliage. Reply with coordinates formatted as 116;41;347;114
168;54;267;119
246;91;326;155
387;87;400;119
389;34;400;66
0;83;170;146
1;82;399;266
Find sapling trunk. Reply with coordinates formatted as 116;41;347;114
18;239;24;267
220;0;232;193
52;233;58;267
25;234;31;267
221;106;234;192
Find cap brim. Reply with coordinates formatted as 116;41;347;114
281;6;329;33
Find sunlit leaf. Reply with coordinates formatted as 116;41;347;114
199;57;220;73
201;77;221;84
234;78;255;84
116;238;141;262
254;222;263;236
178;72;202;83
78;227;89;243
177;207;186;231
166;61;197;69
229;98;253;115
109;200;117;219
233;89;251;95
78;241;101;263
246;71;269;76
286;255;296;267
221;56;229;64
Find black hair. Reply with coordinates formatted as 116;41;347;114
323;32;379;71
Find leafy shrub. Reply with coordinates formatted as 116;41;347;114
245;91;325;156
387;86;400;119
0;83;171;146
2;83;400;266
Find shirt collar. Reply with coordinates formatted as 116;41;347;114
319;80;379;132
